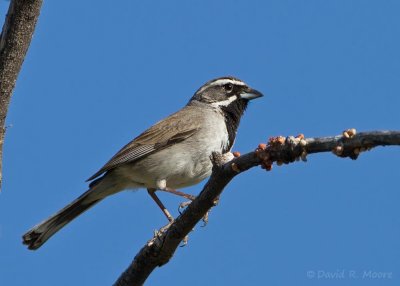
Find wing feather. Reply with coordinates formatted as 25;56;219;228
87;107;201;181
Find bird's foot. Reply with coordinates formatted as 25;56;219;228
201;211;210;226
178;200;192;214
178;199;212;227
201;197;219;226
180;235;189;247
153;220;174;238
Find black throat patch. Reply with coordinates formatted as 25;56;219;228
220;99;248;153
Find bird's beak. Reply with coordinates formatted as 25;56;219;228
240;87;264;100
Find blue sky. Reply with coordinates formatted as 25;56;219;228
1;1;399;285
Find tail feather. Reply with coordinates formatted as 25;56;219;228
22;188;102;250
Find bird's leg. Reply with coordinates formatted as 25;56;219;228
176;194;219;227
147;188;190;245
155;180;212;227
159;188;198;217
147;188;174;222
159;188;196;201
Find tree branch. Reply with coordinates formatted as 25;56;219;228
113;130;400;285
0;0;43;189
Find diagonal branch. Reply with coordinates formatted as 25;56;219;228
0;0;43;190
113;130;400;286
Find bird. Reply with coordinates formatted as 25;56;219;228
22;76;263;250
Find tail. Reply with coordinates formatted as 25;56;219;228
23;184;105;250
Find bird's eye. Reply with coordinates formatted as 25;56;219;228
223;83;234;92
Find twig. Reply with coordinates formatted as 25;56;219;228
0;0;43;190
113;130;400;285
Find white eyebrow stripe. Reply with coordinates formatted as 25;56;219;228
211;95;238;107
210;79;246;87
197;78;246;94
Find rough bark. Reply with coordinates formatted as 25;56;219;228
113;130;400;286
0;0;43;189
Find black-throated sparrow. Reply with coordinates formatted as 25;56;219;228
23;76;263;250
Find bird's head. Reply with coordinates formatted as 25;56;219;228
189;76;263;113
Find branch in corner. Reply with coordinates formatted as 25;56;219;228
113;129;400;286
0;0;43;190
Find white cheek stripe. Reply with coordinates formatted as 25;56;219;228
211;95;238;107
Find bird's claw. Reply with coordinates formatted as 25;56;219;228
180;235;189;247
178;201;192;214
178;201;211;227
201;211;210;227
